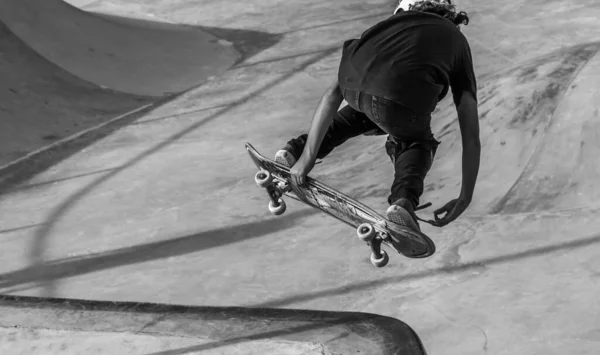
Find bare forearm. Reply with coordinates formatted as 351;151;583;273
303;84;343;159
460;139;480;201
457;92;481;202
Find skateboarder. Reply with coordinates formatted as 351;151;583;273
275;0;480;239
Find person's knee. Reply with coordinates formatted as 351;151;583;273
402;141;439;172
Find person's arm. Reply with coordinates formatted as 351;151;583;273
456;90;480;202
432;90;480;227
289;80;344;186
430;33;481;227
302;81;344;160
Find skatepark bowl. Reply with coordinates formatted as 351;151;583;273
1;0;600;354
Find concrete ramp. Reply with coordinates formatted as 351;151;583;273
0;21;153;167
492;49;600;213
0;0;240;96
0;295;427;355
0;0;240;169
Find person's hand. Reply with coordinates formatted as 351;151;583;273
430;197;471;227
289;153;316;186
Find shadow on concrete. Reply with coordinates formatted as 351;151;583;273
198;26;283;63
0;224;47;235
0;209;319;292
3;167;118;193
90;11;284;65
0;295;428;355
252;231;600;308
129;103;232;126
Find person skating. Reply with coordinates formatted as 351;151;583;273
275;0;480;251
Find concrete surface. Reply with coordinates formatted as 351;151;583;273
0;20;155;167
0;0;239;170
2;0;600;354
0;0;240;96
0;295;427;355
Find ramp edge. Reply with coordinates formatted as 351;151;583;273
0;295;427;355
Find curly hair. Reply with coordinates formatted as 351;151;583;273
407;1;470;26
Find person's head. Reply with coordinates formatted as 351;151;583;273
394;0;470;27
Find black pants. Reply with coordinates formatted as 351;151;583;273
291;89;440;208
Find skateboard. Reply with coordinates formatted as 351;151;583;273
246;142;436;268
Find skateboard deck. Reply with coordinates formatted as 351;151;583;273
246;142;436;268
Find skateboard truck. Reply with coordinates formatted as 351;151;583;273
254;170;290;215
357;223;389;267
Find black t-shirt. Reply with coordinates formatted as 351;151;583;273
338;11;477;115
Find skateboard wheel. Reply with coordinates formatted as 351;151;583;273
370;250;389;268
357;223;376;242
268;198;286;215
255;170;273;188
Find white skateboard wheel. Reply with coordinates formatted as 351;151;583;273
255;170;273;187
268;198;286;215
371;250;389;268
357;223;376;242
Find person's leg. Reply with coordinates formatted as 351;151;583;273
275;103;380;166
361;93;439;230
385;138;439;230
387;139;439;206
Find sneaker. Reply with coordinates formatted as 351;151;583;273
275;149;297;168
274;137;305;168
386;198;421;232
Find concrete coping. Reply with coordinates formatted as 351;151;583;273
0;295;427;354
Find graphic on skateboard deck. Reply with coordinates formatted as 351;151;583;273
246;142;436;268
